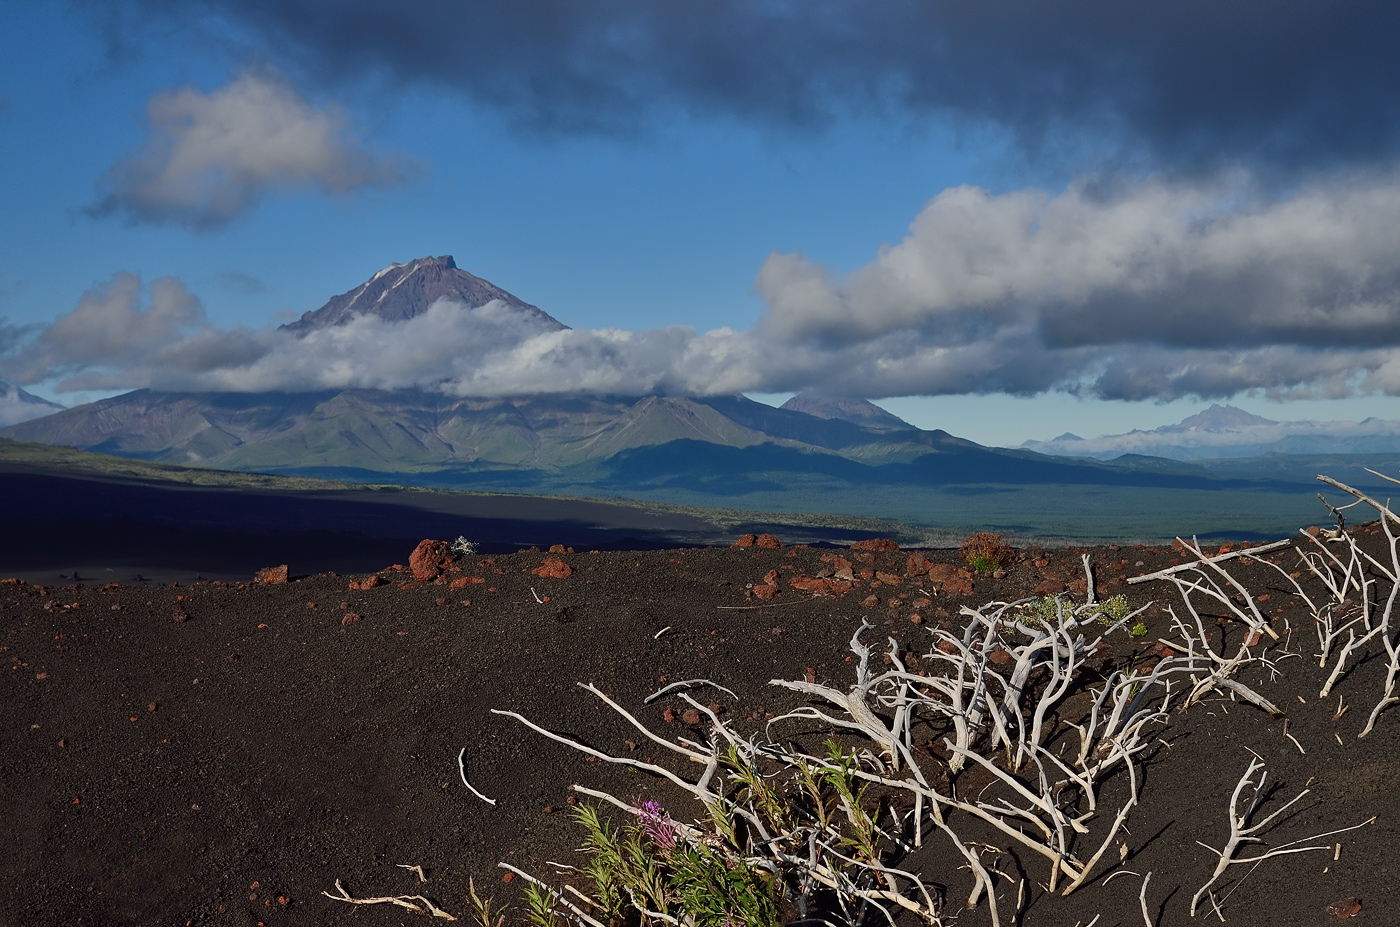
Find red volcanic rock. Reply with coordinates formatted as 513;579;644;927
763;569;780;586
450;576;486;589
752;583;779;599
832;557;855;582
733;534;758;547
875;571;901;586
1035;580;1067;595
790;576;835;596
681;709;702;725
852;538;899;552
348;575;385;591
410;540;453;582
340;612;361;626
1325;898;1362;919
943;576;974;596
927;563;962;584
860;594;880;608
254;565;289;585
756;533;783;549
906;553;930;576
548;544;575;554
988;647;1013;666
532;557;573;579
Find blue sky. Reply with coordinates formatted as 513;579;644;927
5;1;1400;447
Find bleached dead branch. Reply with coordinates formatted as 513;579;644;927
323;878;457;919
458;746;497;805
643;678;739;704
1190;758;1374;917
1126;539;1292;586
1304;475;1400;735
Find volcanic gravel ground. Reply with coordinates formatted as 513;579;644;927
2;535;1397;926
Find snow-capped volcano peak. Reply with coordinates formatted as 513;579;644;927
279;255;565;334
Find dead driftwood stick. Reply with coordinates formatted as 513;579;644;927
457;747;497;805
322;878;457;919
1190;758;1375;917
1127;538;1292;586
642;678;739;705
1318;474;1400;527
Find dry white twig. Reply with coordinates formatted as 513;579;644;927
1190;757;1374;916
643;678;738;704
397;863;427;883
323;878;457;919
458;747;497;805
1126;539;1292;585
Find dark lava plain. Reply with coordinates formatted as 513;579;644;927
3;531;1397;927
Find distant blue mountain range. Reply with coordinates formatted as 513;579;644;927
1021;403;1400;461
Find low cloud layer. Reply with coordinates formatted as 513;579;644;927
92;70;411;228
111;1;1400;173
14;169;1400;404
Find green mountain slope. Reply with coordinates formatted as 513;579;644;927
0;389;922;472
9;385;1394;541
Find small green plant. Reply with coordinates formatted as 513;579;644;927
961;532;1013;574
452;536;478;556
521;881;561;927
1096;594;1131;625
569;798;781;927
465;877;508;927
1129;621;1149;637
1015;593;1130;628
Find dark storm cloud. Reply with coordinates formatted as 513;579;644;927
111;0;1400;170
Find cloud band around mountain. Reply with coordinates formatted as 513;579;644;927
12;169;1400;404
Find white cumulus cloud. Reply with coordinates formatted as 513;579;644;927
92;69;412;229
754;171;1400;400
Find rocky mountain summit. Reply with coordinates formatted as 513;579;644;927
278;255;566;334
0;380;64;428
779;394;914;432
